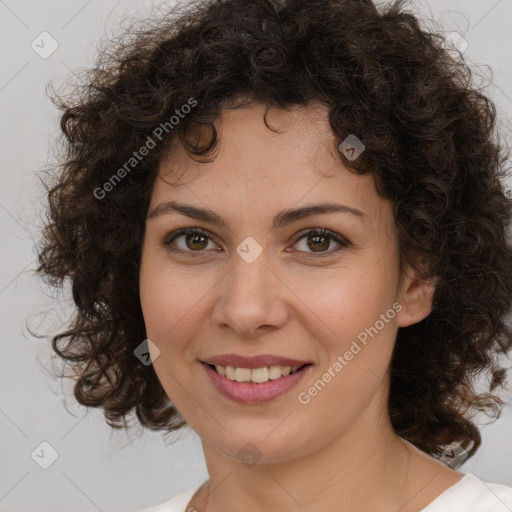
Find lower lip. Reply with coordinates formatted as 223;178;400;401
201;362;312;404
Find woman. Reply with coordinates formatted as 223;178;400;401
36;0;512;510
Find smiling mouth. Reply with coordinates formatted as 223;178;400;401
206;363;311;384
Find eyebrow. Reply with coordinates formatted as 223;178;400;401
146;200;366;229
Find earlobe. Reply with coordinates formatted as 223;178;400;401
396;268;437;328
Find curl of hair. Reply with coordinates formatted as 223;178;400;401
36;0;512;458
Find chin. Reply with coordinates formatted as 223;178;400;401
201;426;313;467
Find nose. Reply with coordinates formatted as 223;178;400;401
210;245;289;339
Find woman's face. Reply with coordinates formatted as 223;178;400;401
139;102;434;465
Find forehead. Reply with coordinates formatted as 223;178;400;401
151;102;393;230
159;103;338;181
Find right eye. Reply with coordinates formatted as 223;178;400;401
162;227;220;257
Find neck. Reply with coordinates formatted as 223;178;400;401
194;405;412;512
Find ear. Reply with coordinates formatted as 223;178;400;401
396;264;437;328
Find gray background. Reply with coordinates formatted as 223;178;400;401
1;1;511;511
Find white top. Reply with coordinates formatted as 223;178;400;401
138;473;512;512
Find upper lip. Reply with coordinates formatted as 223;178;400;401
202;354;312;369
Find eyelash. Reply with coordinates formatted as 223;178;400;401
162;227;351;258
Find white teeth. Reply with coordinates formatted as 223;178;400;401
211;363;304;383
225;365;236;380
234;367;251;382
268;366;282;380
251;367;268;383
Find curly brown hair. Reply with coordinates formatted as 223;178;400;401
35;0;512;462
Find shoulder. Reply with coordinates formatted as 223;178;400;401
134;482;206;512
421;473;512;512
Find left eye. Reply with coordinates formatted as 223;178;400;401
163;227;350;257
291;227;350;256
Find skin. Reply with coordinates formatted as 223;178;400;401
139;101;462;512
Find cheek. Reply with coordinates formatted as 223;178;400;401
139;251;217;369
140;244;188;328
139;258;200;401
296;276;399;432
294;262;399;348
141;278;192;346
